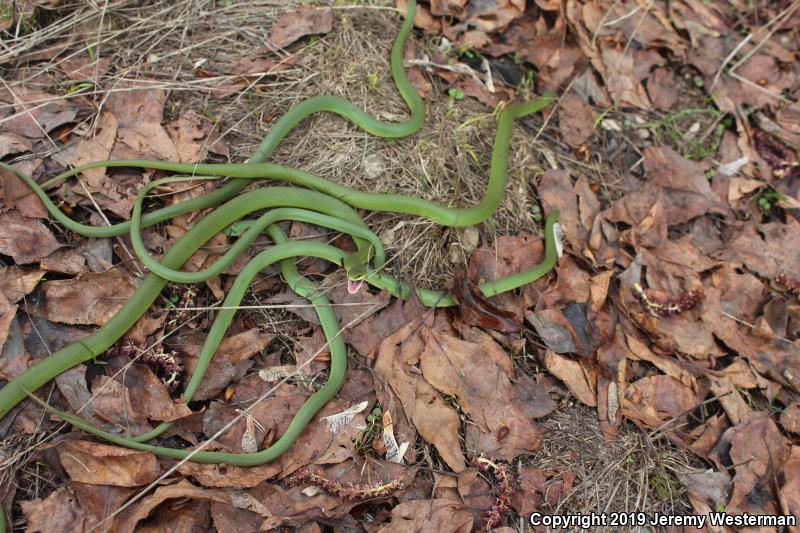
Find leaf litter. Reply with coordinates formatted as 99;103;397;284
0;0;798;530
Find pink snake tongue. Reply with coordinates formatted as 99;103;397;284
347;279;364;295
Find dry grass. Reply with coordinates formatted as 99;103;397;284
522;404;697;532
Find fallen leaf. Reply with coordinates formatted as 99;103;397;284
171;328;273;401
376;499;473;532
542;349;596;406
106;80;179;163
727;412;791;515
29;269;138;326
558;93;595;147
346;294;425;358
526;310;576;354
114;479;231;533
511;466;575;517
677;468;731;522
20;487;86;533
0;211;62;263
646;67;679;110
57;440;161;487
1;161;48;217
779;446;800;529
0;315;26;381
87;374;153;436
724;219;800;280
0;291;17;358
67;110;118;189
71;482;136;532
621;374;701;428
451;270;522;333
456;468;494;525
420;328;546;459
165;110;229;163
108;355;192;423
374;319;465;472
267;7;333;49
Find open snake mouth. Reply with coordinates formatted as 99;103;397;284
347;278;365;294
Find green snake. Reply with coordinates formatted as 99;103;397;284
0;0;560;527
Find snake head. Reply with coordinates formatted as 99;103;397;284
342;247;371;294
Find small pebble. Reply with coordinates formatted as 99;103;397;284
362;153;385;180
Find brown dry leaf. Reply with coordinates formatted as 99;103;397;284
0;314;25;381
277;397;370;475
39;247;87;275
724;219;800;280
542;349;596;406
20;487;86;533
53;365;120;431
57;440;160;487
71;482;136;533
346;294;425;358
106;80;178;162
511;466;575;517
1;161;48;218
605;146;726;228
110;356;192;423
621;375;701;428
114;479;231;533
646;67;679;110
267;7;332;49
30;269;138;326
538;170;585;250
165;109;229;163
56;54;110;81
451;270;523;333
700;271;799;386
526;309;576;354
558;93;595;147
780;403;800;435
209;500;262;532
136;498;213;532
456;468;494;526
468;231;547;283
0;86;81;139
598;47;651;109
420;328;546;459
0;210;62;263
374;319;465;472
173;328;273;401
0;131;32;159
429;0;467;17
734;55;797;110
677;468;731;522
779;446;800;529
86;374;153;435
0;291;17;357
376;499;473;533
617;253;717;359
67;110;118;189
177;462;281;489
708;359;772;425
199;386;308;455
727;412;791;515
624;332;695;388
